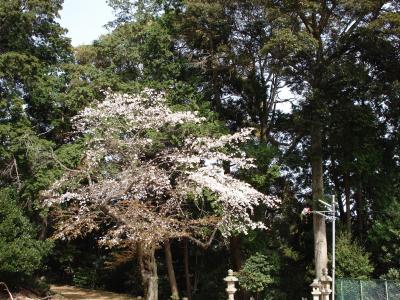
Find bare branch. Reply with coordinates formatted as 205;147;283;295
186;225;219;250
0;282;14;300
13;156;21;191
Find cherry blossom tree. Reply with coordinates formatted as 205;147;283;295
42;89;278;300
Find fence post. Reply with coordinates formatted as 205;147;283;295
385;280;389;300
340;280;343;300
360;280;363;300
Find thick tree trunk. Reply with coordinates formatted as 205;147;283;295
229;236;242;271
138;243;158;300
164;240;179;300
355;182;364;239
230;236;251;300
183;238;192;300
344;171;351;232
311;121;328;279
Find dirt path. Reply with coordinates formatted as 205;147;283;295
50;285;139;300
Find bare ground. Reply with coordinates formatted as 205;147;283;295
0;285;139;300
49;285;139;300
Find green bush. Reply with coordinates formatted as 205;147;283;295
380;268;400;281
238;253;276;299
73;267;99;289
0;188;52;282
335;232;373;279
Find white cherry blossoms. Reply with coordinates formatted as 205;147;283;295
44;88;279;247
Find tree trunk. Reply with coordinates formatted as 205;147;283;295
230;236;250;300
331;166;345;224
260;97;267;142
138;243;158;300
164;240;179;300
311;121;328;279
38;214;48;240
183;238;192;300
229;236;242;271
355;182;364;239
336;188;345;224
344;171;351;232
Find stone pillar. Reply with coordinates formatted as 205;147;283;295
320;268;332;300
224;269;238;300
310;278;322;300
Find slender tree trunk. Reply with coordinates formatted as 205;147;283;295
138;243;158;300
183;238;192;300
332;166;345;223
311;121;328;279
336;189;345;224
164;240;179;300
344;171;351;232
260;97;267;142
38;215;48;240
212;69;222;114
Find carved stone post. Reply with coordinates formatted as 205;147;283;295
320;268;332;300
224;269;238;300
310;278;322;300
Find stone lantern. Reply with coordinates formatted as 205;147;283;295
224;269;238;300
310;278;322;300
320;268;332;300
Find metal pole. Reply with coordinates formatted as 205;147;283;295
332;195;336;300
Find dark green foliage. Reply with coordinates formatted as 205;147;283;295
369;199;400;274
0;189;52;281
240;142;280;193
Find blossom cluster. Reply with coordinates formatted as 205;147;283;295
72;88;204;135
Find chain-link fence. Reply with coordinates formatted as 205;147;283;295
336;278;400;300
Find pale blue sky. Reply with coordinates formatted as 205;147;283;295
59;0;114;46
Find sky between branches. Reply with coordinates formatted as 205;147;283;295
59;0;113;46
